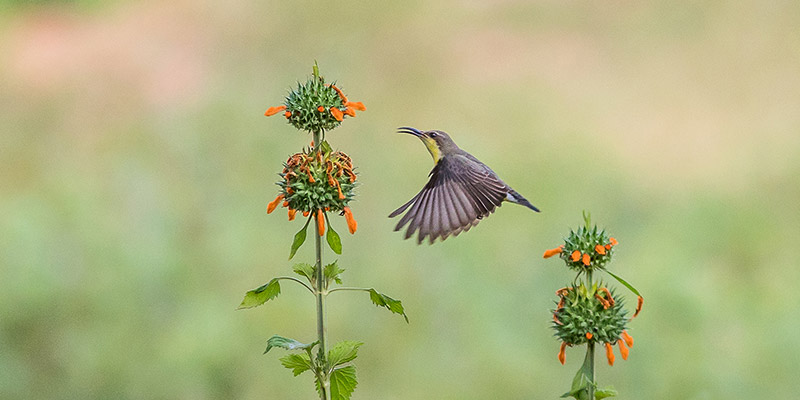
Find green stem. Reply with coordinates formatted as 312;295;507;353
585;342;595;400
312;129;329;400
327;287;370;295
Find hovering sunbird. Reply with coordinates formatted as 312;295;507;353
390;127;539;244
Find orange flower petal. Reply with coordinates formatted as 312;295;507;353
302;210;310;217
330;107;343;121
327;83;348;103
558;342;567;365
543;245;564;258
570;250;581;262
266;194;284;214
621;330;634;348
634;296;643;318
609;237;618;246
605;244;612;250
284;110;292;118
317;209;325;236
346;101;366;111
288;209;297;221
605;343;615;366
595;244;606;255
586;332;593;340
338;185;345;200
317;106;325;112
344;206;357;234
264;105;286;116
282;201;289;208
343;107;356;117
618;339;629;360
582;253;591;266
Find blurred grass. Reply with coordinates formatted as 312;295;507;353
1;1;799;398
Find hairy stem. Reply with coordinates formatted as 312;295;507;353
312;129;329;400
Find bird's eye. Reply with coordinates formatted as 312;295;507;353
429;132;438;138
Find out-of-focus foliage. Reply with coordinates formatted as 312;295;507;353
1;1;799;399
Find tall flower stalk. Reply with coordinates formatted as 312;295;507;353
240;64;407;400
543;212;643;399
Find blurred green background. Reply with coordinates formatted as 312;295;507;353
2;1;799;399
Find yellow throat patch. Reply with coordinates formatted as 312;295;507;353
422;137;441;163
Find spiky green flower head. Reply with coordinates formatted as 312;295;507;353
552;283;627;346
267;141;356;215
543;225;618;273
263;64;366;134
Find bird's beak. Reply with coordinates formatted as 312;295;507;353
397;127;424;138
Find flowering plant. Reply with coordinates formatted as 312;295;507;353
240;64;406;400
543;212;643;399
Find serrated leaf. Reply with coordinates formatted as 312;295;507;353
595;387;617;399
264;335;318;354
368;289;409;323
327;341;362;368
289;218;311;260
327;224;342;254
604;270;641;297
293;263;316;285
279;353;313;376
324;261;345;285
238;279;280;309
329;365;358;400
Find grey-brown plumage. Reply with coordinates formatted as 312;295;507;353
390;127;539;244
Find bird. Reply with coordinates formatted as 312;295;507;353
389;127;539;244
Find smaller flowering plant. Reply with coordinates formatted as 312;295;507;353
543;213;643;400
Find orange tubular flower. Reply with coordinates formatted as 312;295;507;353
264;105;286;116
343;206;357;234
317;209;325;236
267;194;284;214
609;237;618;246
343;107;356;117
302;210;310;217
282;201;289;208
618;339;629;360
330;107;343;121
337;185;345;200
288;209;297;221
621;330;634;347
347;101;366;111
605;342;615;366
543;245;564;258
570;250;581;262
595;244;606;255
284;111;291;118
317;106;325;112
634;296;643;318
586;332;593;340
582;253;591;266
558;342;567;365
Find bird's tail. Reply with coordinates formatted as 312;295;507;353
506;189;540;212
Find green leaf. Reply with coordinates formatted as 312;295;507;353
238;279;281;309
289;217;311;260
327;224;342;254
319;140;333;155
329;365;358;400
264;335;318;354
368;289;409;323
327;341;362;368
324;261;345;285
293;263;316;285
279;353;313;376
604;270;641;297
595;387;617;399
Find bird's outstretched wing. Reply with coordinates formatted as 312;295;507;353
389;155;508;244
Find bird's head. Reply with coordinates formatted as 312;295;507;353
397;127;459;163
